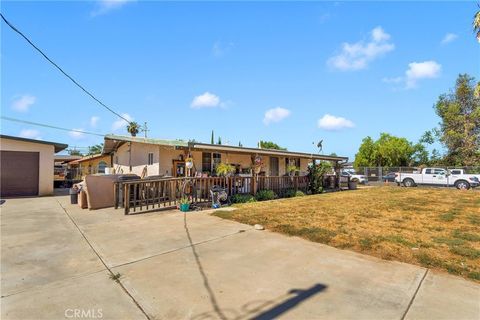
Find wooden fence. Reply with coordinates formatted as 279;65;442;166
116;175;314;215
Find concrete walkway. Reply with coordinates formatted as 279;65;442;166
1;195;479;320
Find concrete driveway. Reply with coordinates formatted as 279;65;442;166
1;195;479;320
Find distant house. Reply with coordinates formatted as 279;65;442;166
69;153;113;178
0;135;67;197
102;134;347;178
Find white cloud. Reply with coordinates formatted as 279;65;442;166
327;26;395;71
69;129;86;139
384;60;441;89
19;129;42;140
91;0;134;16
11;94;36;112
263;107;291;125
441;33;458;45
90;116;100;127
212;41;234;58
405;61;442;88
112;113;133;131
191;92;221;109
317;114;355;131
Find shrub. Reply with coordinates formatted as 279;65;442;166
255;189;277;201
295;190;305;197
231;194;256;204
284;189;296;198
307;161;331;194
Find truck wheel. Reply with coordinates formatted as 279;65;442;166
455;180;470;190
403;178;415;187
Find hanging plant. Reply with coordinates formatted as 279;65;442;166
286;164;299;176
216;163;235;177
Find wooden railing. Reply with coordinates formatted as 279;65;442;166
116;175;314;215
257;176;309;197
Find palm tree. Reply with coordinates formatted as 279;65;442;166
127;121;140;137
475;6;480;97
474;5;480;42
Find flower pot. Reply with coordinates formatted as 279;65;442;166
179;203;190;212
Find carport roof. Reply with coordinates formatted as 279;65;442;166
103;134;189;154
0;134;68;153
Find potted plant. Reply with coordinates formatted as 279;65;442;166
286;164;299;176
216;163;235;177
179;197;190;212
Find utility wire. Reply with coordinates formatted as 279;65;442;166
0;13;131;125
1;116;105;137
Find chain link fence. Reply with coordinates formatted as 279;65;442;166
343;166;480;184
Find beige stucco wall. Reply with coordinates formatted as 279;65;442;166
0;138;55;196
113;143;183;177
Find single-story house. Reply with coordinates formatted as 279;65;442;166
102;134;348;178
0;134;68;197
69;153;113;178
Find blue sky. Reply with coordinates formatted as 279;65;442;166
1;1;479;159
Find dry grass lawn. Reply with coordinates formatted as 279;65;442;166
212;187;480;282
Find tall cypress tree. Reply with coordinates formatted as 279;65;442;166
210;130;214;144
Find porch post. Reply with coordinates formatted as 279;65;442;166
334;161;341;189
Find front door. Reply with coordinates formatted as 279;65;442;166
270;157;279;176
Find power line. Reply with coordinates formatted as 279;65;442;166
0;13;132;125
1;116;105;137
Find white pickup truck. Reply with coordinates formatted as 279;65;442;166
395;168;480;190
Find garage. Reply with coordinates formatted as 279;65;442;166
0;135;68;197
1;151;40;197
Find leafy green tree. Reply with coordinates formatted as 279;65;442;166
354;133;428;167
238;141;243;147
259;140;286;150
434;74;480;166
353;137;377;167
217;136;222;145
211;130;214;144
87;144;103;155
68;149;83;156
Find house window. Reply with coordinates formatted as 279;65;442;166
201;152;222;174
202;152;212;173
98;161;107;174
148;152;154;165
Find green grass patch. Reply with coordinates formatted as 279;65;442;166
468;272;480;281
449;246;480;259
359;237;378;250
415;252;444;268
381;234;416;247
452;229;480;242
433;237;466;246
467;214;480;226
439;211;456;222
